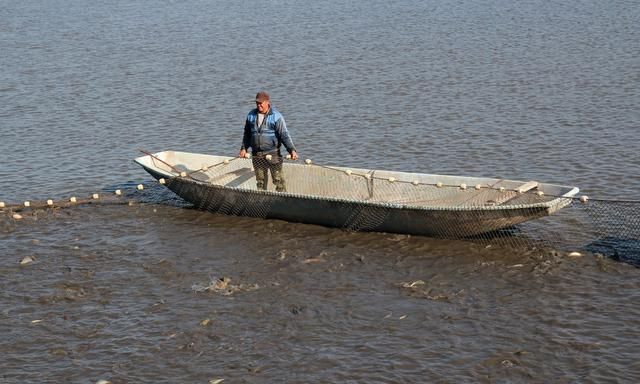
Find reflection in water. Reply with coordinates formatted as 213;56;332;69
586;237;640;266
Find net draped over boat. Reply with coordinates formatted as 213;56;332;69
153;156;639;265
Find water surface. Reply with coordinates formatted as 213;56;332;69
1;0;639;382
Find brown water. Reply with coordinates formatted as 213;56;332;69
2;202;640;383
2;0;639;382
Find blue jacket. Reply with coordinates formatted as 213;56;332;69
241;106;296;156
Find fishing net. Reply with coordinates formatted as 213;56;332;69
143;154;639;266
3;152;638;266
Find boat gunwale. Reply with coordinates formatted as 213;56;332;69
134;151;579;213
165;174;578;213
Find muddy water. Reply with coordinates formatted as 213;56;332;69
2;201;639;383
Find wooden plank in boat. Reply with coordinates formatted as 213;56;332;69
516;181;539;194
490;181;539;205
223;168;255;188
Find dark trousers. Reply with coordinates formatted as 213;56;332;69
252;156;286;192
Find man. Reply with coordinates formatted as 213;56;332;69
239;91;298;192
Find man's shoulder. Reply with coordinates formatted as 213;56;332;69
269;107;284;120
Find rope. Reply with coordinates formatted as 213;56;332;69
138;149;185;175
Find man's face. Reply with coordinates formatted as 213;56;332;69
256;100;270;114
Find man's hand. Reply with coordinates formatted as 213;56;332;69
290;150;298;161
239;149;247;158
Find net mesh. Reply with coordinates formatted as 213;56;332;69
143;154;640;265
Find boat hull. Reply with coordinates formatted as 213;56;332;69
161;177;549;238
134;150;578;238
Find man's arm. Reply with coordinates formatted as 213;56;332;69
239;118;252;157
275;117;297;157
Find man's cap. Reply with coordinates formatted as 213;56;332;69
255;91;270;102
